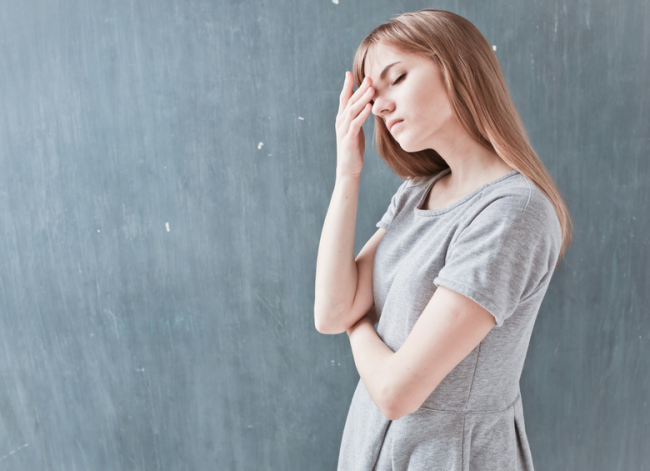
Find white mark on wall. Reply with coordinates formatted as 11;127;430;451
492;45;497;51
104;308;120;344
0;444;29;462
258;142;264;150
97;229;101;233
299;116;305;120
165;222;170;232
332;0;338;4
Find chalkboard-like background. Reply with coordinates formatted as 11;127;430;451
0;1;648;470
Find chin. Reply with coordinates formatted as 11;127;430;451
397;138;424;154
394;131;421;153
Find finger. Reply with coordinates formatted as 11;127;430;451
343;87;374;129
348;102;373;134
338;72;353;116
347;76;373;108
350;86;374;116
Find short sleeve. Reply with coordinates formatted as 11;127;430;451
376;179;410;230
433;193;561;327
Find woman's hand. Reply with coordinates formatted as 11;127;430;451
335;72;375;179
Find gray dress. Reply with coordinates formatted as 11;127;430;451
337;168;562;471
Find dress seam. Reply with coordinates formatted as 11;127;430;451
460;413;467;471
521;175;533;213
417;393;522;414
370;420;392;471
461;342;480;471
464;342;482;411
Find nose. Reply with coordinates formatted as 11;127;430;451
371;94;394;118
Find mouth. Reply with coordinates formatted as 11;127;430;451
388;119;404;132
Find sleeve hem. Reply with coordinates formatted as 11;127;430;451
376;221;389;229
433;276;505;327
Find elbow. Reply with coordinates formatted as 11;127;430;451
376;382;408;421
314;317;342;335
378;383;431;421
380;397;408;421
380;406;402;422
313;306;348;335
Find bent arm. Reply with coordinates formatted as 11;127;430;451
347;285;496;420
314;175;386;334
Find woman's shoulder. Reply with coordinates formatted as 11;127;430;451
480;173;562;241
483;173;553;213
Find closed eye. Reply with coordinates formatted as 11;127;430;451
369;74;405;105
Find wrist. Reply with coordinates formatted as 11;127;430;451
335;171;362;183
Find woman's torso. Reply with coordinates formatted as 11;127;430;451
337;168;562;471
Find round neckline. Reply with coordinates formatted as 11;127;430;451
414;168;520;217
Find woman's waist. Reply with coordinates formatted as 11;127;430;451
419;383;521;413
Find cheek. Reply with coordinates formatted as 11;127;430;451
403;86;436;121
420;93;453;125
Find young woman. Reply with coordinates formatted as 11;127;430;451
314;9;572;471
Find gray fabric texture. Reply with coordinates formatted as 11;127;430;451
337;168;562;471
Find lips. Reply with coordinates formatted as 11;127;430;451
387;119;404;132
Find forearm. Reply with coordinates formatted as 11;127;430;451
314;174;361;334
347;317;396;418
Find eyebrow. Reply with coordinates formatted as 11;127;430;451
379;61;401;80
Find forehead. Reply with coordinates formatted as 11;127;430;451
364;42;419;81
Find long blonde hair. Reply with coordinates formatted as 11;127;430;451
353;10;573;263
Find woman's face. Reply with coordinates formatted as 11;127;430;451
365;42;456;153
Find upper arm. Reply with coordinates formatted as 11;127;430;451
383;285;496;419
342;226;386;331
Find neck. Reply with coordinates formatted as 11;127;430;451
429;121;511;192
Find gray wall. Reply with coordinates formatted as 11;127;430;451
0;0;647;470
